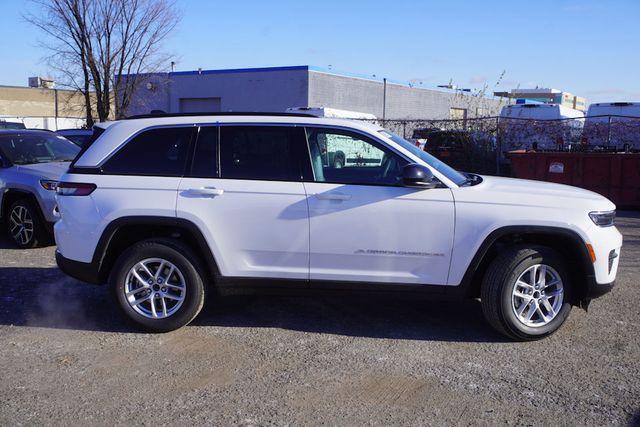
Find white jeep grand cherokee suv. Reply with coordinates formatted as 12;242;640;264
54;113;622;340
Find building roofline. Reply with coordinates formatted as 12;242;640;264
169;65;310;76
0;84;84;94
166;65;477;95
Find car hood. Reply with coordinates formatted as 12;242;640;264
469;175;616;211
16;162;71;180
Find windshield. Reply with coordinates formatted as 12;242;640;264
378;130;468;186
0;133;80;165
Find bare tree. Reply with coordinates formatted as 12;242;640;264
26;0;179;123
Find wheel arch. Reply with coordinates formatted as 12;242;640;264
1;188;40;219
461;225;594;304
94;216;221;286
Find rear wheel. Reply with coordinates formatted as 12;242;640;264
5;199;47;248
481;246;572;341
110;240;205;332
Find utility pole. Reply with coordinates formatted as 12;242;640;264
382;78;387;120
54;88;59;130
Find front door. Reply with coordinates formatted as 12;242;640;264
304;127;455;285
177;125;310;280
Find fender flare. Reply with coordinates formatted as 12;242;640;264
458;225;594;296
93;216;221;283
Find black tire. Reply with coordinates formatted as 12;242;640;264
110;239;206;332
480;246;572;341
5;199;48;249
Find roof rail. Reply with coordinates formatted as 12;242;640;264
125;111;318;120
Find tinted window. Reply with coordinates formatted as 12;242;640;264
191;126;218;178
306;128;407;186
220;126;301;181
0;133;80;165
62;134;92;147
0;122;26;130
102;127;193;176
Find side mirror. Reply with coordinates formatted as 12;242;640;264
402;163;437;188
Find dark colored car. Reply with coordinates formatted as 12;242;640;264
55;129;94;147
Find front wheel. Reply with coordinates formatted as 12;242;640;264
110;239;206;332
481;246;572;341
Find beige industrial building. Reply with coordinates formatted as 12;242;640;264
0;83;91;129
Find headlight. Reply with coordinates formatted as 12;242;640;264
40;180;58;191
589;210;616;227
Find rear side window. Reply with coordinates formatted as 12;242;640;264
102;127;194;176
219;126;302;181
190;126;218;178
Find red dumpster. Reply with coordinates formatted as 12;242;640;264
507;151;640;209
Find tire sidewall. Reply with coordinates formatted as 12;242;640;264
111;241;205;332
500;249;572;338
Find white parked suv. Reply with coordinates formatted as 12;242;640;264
54;113;622;340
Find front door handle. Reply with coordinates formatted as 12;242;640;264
314;192;351;201
185;187;224;197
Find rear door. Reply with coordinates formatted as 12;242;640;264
177;124;311;280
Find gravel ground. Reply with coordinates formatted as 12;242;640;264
0;214;639;426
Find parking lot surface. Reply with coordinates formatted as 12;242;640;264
0;214;639;426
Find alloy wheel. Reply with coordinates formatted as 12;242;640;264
511;264;564;327
9;205;34;246
124;258;186;319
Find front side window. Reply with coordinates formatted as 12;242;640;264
102;127;194;176
306;128;407;186
219;126;302;181
0;133;79;165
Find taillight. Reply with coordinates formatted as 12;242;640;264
56;182;96;196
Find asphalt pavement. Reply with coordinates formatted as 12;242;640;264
0;214;638;425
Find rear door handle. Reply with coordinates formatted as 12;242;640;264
185;187;224;197
314;192;351;201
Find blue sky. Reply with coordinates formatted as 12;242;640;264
1;0;638;103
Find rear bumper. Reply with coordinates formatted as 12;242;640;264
55;250;102;285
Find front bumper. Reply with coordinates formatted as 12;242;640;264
587;225;622;285
585;277;615;300
56;250;102;285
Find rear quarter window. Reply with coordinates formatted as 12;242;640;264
101;127;194;176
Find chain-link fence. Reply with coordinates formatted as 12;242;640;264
358;115;640;176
